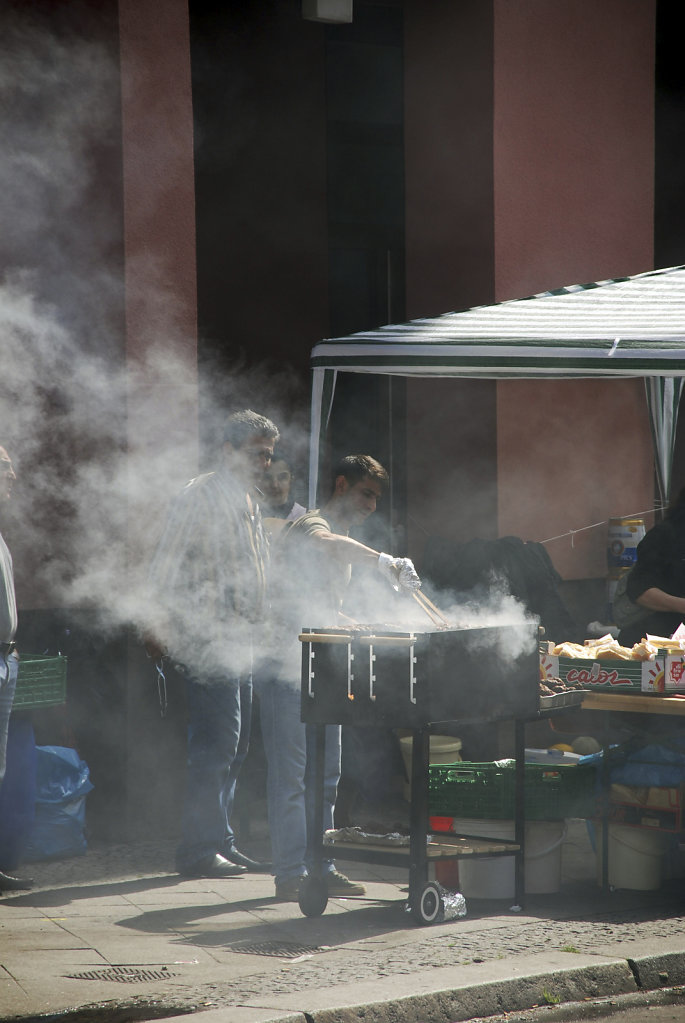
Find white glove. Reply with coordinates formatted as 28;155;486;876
377;553;422;592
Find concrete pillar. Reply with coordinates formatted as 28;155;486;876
118;0;198;837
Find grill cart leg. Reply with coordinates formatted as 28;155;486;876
513;717;526;911
299;722;329;918
408;727;432;922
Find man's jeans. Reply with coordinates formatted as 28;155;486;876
175;672;252;874
256;671;340;883
0;652;18;787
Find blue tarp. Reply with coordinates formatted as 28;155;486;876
23;746;93;862
580;738;685;788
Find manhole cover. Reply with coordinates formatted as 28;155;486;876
65;966;179;983
229;940;329;958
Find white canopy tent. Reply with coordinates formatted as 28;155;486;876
309;265;685;509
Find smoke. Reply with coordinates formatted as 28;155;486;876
1;266;313;649
264;555;539;689
0;8;538;687
0;10;314;675
441;579;540;664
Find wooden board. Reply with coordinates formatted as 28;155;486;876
581;692;685;716
323;837;520;858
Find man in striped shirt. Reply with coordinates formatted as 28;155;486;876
146;410;278;879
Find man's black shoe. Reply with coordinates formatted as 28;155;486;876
180;854;247;879
0;870;34;891
224;848;273;873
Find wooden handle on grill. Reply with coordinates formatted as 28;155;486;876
355;635;416;647
298;633;416;647
298;633;352;644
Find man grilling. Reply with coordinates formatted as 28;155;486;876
255;454;420;901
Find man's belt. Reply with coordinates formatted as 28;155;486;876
0;641;16;656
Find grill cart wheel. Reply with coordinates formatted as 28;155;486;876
298;876;328;917
410;882;444;926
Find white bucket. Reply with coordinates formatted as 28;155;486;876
595;823;667;890
453;818;566;898
400;734;461;801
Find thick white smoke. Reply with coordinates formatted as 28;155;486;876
0;9;537;685
0;12;312;670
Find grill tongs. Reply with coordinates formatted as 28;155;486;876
410;589;451;628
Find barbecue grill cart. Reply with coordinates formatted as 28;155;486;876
299;623;539;925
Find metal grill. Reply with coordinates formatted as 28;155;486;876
65;966;178;983
300;623;539;726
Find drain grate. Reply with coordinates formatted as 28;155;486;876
66;966;179;983
229;940;328;959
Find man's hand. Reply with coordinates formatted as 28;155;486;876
377;553;422;592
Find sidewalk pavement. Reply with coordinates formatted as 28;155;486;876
1;814;685;1023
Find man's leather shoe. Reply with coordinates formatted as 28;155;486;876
224;848;272;873
180;854;247;879
0;870;33;891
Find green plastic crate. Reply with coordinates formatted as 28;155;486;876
428;759;598;821
12;656;67;711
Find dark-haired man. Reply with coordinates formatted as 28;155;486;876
0;447;32;892
146;410;278;879
257;454;420;900
261;451;306;523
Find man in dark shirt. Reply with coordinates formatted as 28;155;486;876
619;491;685;647
261;451;306;522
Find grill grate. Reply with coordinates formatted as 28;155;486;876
229;940;328;958
65;966;178;983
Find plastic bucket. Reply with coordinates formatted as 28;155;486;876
607;517;645;571
400;735;461;801
429;815;460;888
595;824;667;890
453;818;566;898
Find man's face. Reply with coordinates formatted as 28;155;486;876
226;434;275;486
264;459;292;506
337;475;382;526
0;448;16;504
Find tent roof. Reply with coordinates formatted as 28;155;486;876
311;265;685;377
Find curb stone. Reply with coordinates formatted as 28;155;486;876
465;985;685;1023
236;959;637;1023
629;950;685;989
8;956;683;1023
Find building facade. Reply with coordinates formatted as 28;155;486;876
1;0;682;835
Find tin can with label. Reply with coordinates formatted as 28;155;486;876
607;517;645;571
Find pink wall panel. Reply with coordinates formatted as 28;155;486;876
119;0;199;470
494;0;656;580
496;379;655;580
493;0;655;300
